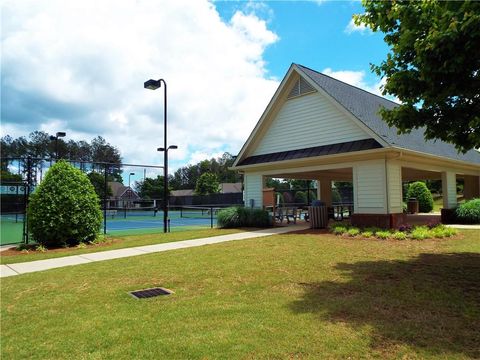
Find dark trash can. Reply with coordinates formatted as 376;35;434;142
309;201;328;229
407;198;419;214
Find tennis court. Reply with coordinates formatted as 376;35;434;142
102;206;220;235
0;206;225;244
0;214;24;246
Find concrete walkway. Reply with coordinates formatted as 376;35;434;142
0;225;308;278
446;224;480;230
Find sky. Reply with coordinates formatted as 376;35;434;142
1;0;390;182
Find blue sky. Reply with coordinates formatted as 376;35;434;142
216;1;389;82
1;0;390;182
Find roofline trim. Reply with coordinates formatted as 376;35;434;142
391;146;480;171
231;147;387;171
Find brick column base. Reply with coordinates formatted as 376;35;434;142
351;213;406;229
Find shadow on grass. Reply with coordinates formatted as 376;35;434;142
290;253;480;358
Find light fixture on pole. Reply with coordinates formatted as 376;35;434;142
145;78;170;233
49;131;66;160
128;172;135;188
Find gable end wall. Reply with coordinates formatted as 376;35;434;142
252;92;371;156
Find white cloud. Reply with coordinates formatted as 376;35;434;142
322;67;384;96
344;18;371;35
1;0;279;172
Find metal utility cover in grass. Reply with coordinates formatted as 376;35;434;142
129;287;173;299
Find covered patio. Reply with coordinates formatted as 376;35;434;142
231;64;480;227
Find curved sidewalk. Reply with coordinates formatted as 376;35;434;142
0;225;308;278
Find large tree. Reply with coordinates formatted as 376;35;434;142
195;172;220;195
355;1;480;153
136;176;166;199
169;152;242;190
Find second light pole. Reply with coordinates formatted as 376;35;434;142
49;131;66;160
144;78;176;233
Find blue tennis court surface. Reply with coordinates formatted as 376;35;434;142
102;210;217;233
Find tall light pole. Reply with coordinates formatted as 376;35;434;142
49;131;66;160
144;78;170;233
128;172;135;188
157;145;177;232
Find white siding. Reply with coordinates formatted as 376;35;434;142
244;174;263;208
386;162;403;213
252;92;370;156
354;160;387;214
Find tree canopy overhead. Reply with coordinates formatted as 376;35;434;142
355;0;480;153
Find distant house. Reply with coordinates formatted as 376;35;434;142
170;189;195;197
219;182;242;193
171;183;242;197
231;63;480;227
107;181;140;208
169;182;243;206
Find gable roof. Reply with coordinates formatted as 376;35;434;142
233;63;480;167
296;64;480;164
108;181;139;199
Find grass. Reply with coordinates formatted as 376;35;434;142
0;228;242;265
1;229;479;359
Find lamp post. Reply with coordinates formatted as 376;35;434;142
144;78;171;233
128;172;135;188
49;131;66;160
157;145;177;232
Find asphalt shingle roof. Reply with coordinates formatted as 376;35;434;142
237;139;381;166
297;64;480;165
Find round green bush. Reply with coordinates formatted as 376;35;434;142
28;160;103;247
406;181;434;213
217;207;271;228
455;198;480;224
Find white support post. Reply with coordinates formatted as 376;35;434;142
441;171;457;209
244;173;264;208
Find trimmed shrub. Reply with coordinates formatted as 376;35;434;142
455;198;480;224
333;226;348;235
410;226;431;240
361;231;373;238
28;160;102;247
392;231;407;240
347;227;360;237
376;231;391;239
406;182;434;213
217;207;271;228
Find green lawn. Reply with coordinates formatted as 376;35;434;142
0;228;242;265
1;230;479;359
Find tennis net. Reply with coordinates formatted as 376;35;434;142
105;207;158;218
175;205;223;219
